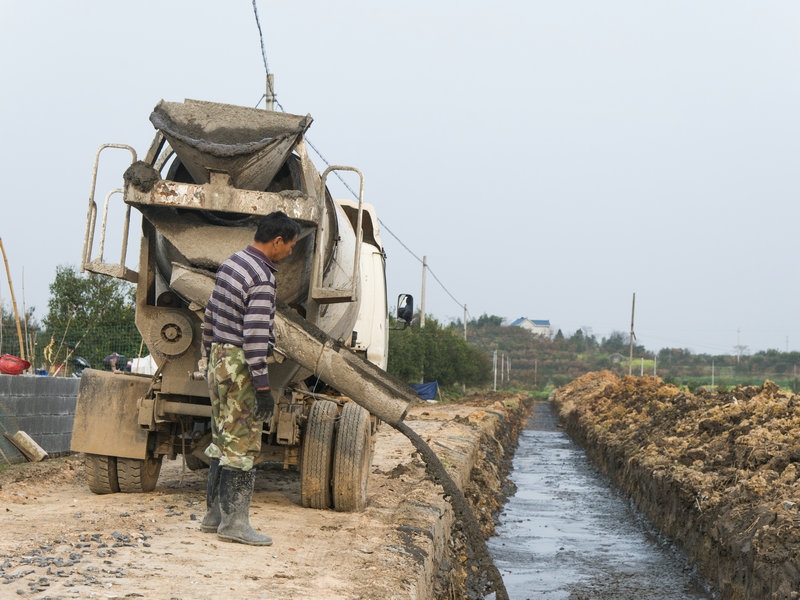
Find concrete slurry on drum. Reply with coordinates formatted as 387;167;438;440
487;401;718;600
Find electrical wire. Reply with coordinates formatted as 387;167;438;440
252;0;271;77
252;0;277;107
250;1;467;317
305;134;468;316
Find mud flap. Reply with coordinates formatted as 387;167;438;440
70;368;153;459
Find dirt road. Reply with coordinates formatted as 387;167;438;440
0;394;528;600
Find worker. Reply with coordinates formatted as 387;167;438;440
200;211;300;546
102;352;126;373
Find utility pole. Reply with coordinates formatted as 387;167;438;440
711;359;715;389
265;74;275;111
734;328;748;364
628;292;636;376
492;350;497;392
463;304;467;340
420;256;427;328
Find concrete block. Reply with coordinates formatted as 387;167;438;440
56;398;77;416
18;396;40;417
0;376;80;458
0;435;25;464
0;375;12;398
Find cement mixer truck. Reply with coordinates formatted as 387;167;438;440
70;99;416;512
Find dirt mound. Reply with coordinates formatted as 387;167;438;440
0;456;83;490
552;372;800;600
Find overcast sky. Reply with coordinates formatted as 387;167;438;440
1;1;799;355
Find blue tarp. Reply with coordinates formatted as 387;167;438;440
410;381;439;400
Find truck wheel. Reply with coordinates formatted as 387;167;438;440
117;456;163;493
333;402;372;512
85;454;120;494
301;399;337;509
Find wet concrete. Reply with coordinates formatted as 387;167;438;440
487;400;718;600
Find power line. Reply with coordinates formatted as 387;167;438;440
252;1;276;109
250;1;466;316
252;0;271;76
303;138;467;313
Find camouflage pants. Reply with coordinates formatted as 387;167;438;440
204;343;262;471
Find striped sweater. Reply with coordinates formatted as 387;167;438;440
203;245;277;389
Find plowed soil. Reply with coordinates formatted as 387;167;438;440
0;393;528;600
552;372;800;600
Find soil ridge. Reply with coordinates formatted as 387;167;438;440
552;371;800;600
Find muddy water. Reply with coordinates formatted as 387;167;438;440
487;400;718;600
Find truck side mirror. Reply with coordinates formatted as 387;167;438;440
396;294;414;328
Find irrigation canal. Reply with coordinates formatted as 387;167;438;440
486;400;718;600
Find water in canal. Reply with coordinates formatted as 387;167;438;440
487;400;718;600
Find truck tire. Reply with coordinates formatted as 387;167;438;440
85;454;120;494
301;399;337;509
117;456;163;493
333;402;372;512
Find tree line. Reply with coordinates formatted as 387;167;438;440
458;318;800;393
0;266;139;375
3;268;798;394
0;266;493;388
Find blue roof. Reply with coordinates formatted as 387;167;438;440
511;317;550;327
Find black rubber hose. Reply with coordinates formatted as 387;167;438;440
391;421;509;600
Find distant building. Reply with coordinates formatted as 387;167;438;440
510;317;552;338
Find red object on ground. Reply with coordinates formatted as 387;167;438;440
0;354;30;375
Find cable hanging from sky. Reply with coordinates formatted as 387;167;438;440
252;0;269;72
250;1;467;318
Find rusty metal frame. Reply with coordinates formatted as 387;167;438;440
81;144;138;282
309;166;365;304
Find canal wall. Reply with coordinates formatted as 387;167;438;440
391;393;532;599
0;374;78;464
553;371;800;600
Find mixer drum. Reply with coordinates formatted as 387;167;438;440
142;99;342;309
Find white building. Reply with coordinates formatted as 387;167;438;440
510;317;551;338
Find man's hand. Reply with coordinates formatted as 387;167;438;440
254;388;275;422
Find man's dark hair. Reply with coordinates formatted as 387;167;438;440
254;211;301;243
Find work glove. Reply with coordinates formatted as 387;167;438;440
254;388;275;422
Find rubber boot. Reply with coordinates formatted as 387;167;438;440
200;458;221;533
217;467;273;546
